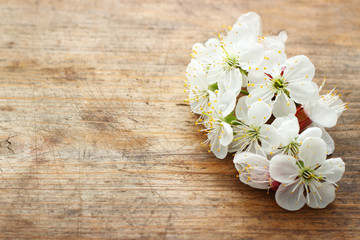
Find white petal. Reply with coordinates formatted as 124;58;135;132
226;24;258;49
259;125;281;153
235;12;262;35
248;101;272;126
316;157;345;183
283;55;315;82
238;43;265;69
211;137;228;159
207;91;222;119
321;128;335;154
307;182;336;209
265;49;287;69
308;123;335;154
271;114;299;146
218;91;236;117
241;72;249;88
299;137;327;167
222;68;243;95
306;102;338;128
235;97;249;123
262;31;288;51
189;96;208;114
186;59;208;90
298;127;322;142
191;43;208;63
205;38;221;48
275;180;306;211
233;152;270;190
288;81;318;104
272;93;296;118
247;70;267;93
246;87;274;106
220;122;233;146
269;154;299;183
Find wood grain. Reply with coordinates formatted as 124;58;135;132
0;0;359;239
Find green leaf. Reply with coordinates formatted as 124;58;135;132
224;113;237;124
208;82;219;92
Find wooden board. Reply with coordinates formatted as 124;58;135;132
0;0;359;239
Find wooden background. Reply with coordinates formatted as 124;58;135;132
0;0;359;239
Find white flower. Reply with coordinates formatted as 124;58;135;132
191;24;264;95
303;80;348;128
200;91;236;159
235;12;288;52
230;97;281;157
234;152;272;189
271;114;322;156
184;59;213;114
301;80;348;154
247;52;318;117
269;137;345;211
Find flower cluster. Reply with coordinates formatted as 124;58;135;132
184;12;348;211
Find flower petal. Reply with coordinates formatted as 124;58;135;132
218;91;236;117
308;123;335;154
269;154;299;183
275;180;306;211
235;96;249;123
238;43;265;69
272;93;296;118
307;182;336;209
288;81;318;104
226;24;258;49
283;55;315;82
235;12;262;35
233;152;270;190
191;43;208;63
211;137;228;159
262;31;288;52
259;124;281;153
220;122;233;146
246;87;274;106
271;114;299;146
186;59;208;89
306;102;338;128
316;157;345;183
298;127;322;143
248;101;272;126
298;137;327;167
220;68;243;96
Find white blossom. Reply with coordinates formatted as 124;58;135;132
234;152;272;189
230;97;281;157
200;91;236;159
185;12;347;212
304;80;348;128
247;52;318;117
235;12;287;52
184;59;214;114
269;137;345;211
302;79;348;154
271;114;322;156
191;19;264;95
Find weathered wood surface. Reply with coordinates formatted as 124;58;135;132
0;0;359;239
